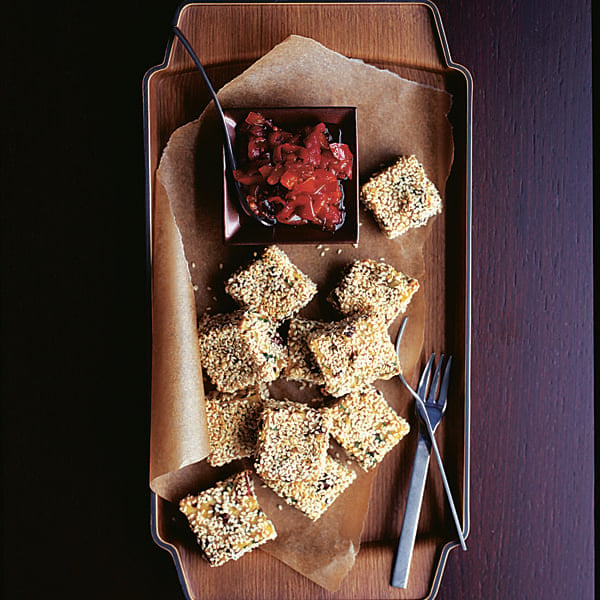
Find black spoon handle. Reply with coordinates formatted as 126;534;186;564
172;26;237;172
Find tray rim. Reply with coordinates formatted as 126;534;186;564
143;2;473;599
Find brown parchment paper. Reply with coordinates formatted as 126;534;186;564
151;35;453;591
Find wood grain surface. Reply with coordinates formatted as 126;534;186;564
0;1;593;600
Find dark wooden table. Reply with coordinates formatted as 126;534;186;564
1;1;593;599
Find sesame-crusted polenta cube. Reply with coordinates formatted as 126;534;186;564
282;318;327;385
325;386;410;470
328;259;420;323
225;245;317;322
262;455;356;521
197;309;286;393
178;470;277;567
205;387;266;467
308;313;401;397
360;155;443;239
254;399;330;483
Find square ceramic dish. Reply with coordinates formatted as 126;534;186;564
223;106;359;245
144;2;472;599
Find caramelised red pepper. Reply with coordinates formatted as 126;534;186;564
232;112;353;231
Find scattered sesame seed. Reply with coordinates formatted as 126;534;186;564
337;249;343;254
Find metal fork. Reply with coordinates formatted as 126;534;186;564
391;322;466;589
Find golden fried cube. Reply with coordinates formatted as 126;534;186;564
325;386;410;470
205;387;266;467
225;245;317;321
308;313;400;397
360;155;442;239
179;470;277;567
254;400;330;482
328;259;419;323
197;309;286;393
262;455;356;520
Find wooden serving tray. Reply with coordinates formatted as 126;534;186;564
144;2;472;599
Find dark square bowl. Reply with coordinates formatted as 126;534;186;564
223;106;359;246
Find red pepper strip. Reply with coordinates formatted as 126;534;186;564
248;137;269;160
280;163;315;190
233;170;265;186
258;164;274;179
266;163;285;185
268;129;293;146
280;193;315;222
273;143;304;164
245;111;270;127
329;143;353;179
275;200;307;225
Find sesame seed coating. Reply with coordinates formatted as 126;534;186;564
308;313;401;397
328;259;420;323
325;386;410;470
262;455;356;521
179;470;277;567
283;318;328;385
225;245;318;322
254;399;331;483
197;309;286;393
360;155;442;239
205;387;266;467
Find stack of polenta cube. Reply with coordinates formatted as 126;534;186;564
178;154;443;568
179;245;420;566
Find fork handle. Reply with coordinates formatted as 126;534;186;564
391;431;432;588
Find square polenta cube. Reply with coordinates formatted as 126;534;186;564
179;470;277;567
254;400;330;483
263;455;356;521
308;313;401;397
197;309;286;393
205;387;266;467
282;318;327;385
225;245;317;322
325;386;410;470
360;155;443;239
328;259;420;324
